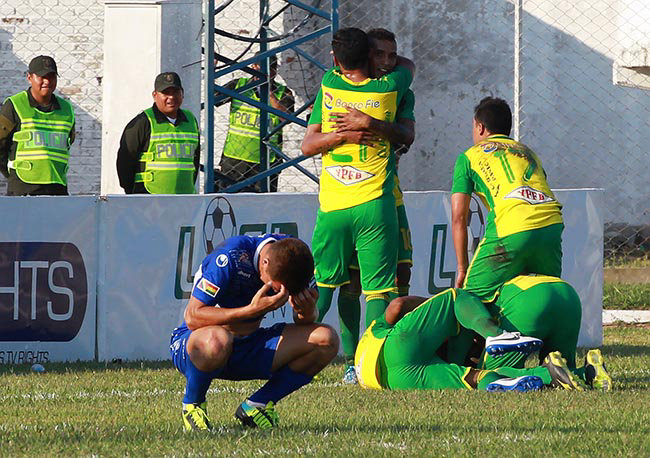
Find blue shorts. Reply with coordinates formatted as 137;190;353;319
169;322;286;381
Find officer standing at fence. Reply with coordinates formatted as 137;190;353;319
117;72;200;194
215;54;294;192
0;55;75;196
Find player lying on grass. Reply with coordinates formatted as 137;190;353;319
355;287;609;391
354;288;574;392
457;274;612;390
170;234;338;431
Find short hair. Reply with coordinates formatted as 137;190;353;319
473;97;512;136
332;27;369;70
267;238;314;295
367;28;396;46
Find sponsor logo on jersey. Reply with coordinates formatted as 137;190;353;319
216;254;229;267
331;98;381;111
325;165;374;185
197;278;219;297
504;186;555;204
324;92;333;110
481;142;498;153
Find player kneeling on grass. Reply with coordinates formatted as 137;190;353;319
354;289;586;392
170;235;339;431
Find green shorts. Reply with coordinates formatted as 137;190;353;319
481;279;582;369
347;203;412;272
312;196;398;294
397;204;413;265
463;223;563;302
380;289;472;390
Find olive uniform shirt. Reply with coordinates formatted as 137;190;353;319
0;89;76;196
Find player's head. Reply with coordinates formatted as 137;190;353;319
260;238;314;294
331;27;369;71
367;28;397;78
472;97;512;144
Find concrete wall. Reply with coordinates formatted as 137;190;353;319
1;0;648;227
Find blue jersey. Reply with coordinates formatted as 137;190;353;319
190;234;289;309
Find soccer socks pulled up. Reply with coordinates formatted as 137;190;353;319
248;366;313;405
338;290;361;361
316;286;335;322
182;359;215;405
365;293;390;328
494;366;552;385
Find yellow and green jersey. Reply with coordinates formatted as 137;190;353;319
354;317;392;390
308;66;412;212
496;274;568;305
451;135;563;238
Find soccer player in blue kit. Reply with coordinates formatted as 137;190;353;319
170;234;339;431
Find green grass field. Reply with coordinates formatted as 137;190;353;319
604;283;650;310
1;326;650;456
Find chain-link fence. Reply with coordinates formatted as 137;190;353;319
0;1;103;196
1;1;648;263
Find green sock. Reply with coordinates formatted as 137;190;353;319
365;296;388;328
476;371;504;390
454;290;501;338
317;287;335;322
494;366;552;385
337;291;361;360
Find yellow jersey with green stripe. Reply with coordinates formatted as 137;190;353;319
308;66;412;212
451;135;563;238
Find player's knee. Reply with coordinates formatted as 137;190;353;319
192;327;232;366
311;324;339;360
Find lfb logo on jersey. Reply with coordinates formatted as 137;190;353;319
325;165;374;185
324;92;333;110
504;186;555;204
216;254;229;267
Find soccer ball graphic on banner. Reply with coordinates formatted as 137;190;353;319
467;195;486;259
203;197;237;254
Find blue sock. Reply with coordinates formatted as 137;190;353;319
182;359;216;405
248;366;313;405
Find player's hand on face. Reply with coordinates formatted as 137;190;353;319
331;107;371;131
250;282;289;316
289;287;319;314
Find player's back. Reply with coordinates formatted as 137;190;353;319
458;136;563;237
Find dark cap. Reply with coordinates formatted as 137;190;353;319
28;55;58;76
154;72;183;92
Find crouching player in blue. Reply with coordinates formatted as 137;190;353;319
170;234;339;431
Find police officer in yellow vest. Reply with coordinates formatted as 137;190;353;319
117;72;200;194
216;54;294;192
0;55;75;196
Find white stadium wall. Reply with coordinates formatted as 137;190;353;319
0;190;603;363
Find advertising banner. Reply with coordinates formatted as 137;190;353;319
0;197;97;364
98;189;603;361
